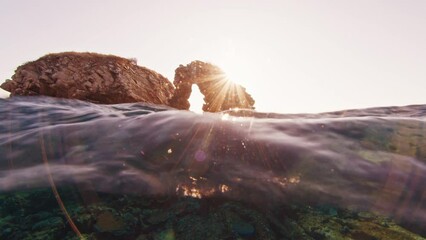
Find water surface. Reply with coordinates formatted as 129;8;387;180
1;97;425;239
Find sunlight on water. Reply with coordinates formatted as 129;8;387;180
221;113;230;120
175;181;231;199
1;97;426;238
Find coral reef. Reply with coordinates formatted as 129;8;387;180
0;52;174;105
168;61;255;112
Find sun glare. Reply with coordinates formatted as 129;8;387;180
218;63;245;86
185;60;254;113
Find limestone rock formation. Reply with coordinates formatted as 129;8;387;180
1;52;174;105
168;61;255;112
1;53;255;112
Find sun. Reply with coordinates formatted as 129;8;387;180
217;63;246;86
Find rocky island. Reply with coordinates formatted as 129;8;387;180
1;52;255;112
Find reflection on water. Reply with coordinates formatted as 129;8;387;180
0;96;425;239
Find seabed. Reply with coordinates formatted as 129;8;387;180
0;186;424;240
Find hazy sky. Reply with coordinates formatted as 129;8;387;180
0;0;425;113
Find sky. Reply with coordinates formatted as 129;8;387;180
0;0;425;113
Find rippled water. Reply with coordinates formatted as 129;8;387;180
1;96;425;239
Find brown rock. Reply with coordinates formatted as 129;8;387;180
1;54;256;112
168;61;255;112
1;52;174;105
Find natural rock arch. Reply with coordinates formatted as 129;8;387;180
168;61;255;112
0;53;255;113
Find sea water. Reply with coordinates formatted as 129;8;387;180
0;96;425;239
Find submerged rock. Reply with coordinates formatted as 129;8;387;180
1;52;174;105
168;60;255;112
231;220;255;237
1;188;425;239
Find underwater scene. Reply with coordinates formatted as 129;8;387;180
0;96;425;240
